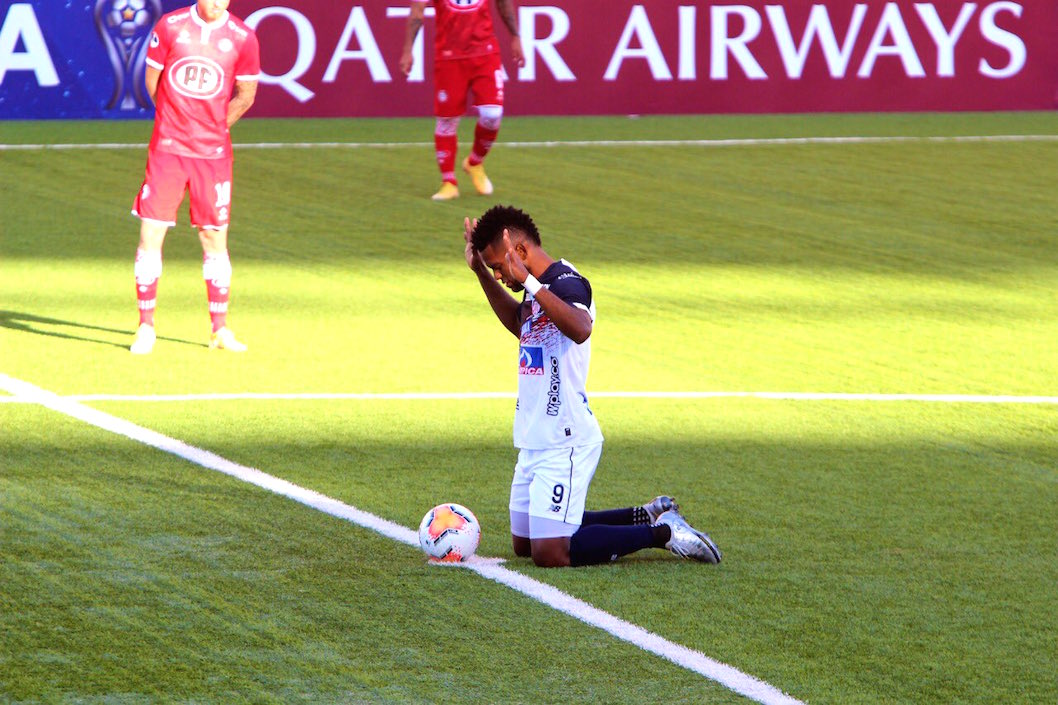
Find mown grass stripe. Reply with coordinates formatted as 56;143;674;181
0;372;804;705
1;391;1055;404
2;134;1056;151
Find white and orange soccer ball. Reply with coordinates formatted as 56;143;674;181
418;503;480;563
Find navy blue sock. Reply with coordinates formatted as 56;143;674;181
581;506;651;526
569;524;656;566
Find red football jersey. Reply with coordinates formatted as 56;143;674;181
427;0;500;61
145;5;260;159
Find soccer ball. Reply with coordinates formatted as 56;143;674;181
418;503;480;563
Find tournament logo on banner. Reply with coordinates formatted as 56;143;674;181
94;0;162;110
1;1;1056;119
0;0;185;119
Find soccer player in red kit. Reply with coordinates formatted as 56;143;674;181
129;0;260;354
399;0;524;201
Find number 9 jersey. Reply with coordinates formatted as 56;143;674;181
145;5;260;160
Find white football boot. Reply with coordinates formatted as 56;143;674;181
209;327;247;352
643;495;679;524
656;509;722;564
130;324;156;355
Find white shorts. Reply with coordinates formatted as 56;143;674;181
509;442;602;539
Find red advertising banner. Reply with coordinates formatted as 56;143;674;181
227;1;1058;117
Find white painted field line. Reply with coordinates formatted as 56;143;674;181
2;134;1056;151
0;373;417;545
1;390;1055;404
0;372;804;705
465;557;802;705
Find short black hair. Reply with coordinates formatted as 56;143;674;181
471;205;541;251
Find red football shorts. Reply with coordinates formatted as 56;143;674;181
434;52;504;118
132;150;234;230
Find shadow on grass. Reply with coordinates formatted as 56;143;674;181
0;310;203;350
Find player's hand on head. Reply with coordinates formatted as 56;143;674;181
464;217;483;271
502;229;529;282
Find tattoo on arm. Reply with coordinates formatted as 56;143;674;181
494;0;519;36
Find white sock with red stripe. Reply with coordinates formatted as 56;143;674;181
435;116;460;184
203;251;232;333
469;106;502;165
134;248;162;327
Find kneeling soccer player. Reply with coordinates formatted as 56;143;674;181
464;205;722;567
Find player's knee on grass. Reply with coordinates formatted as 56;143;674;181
523;514;577;566
530;537;572;568
512;534;532;558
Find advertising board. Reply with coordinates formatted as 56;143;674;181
1;1;1055;119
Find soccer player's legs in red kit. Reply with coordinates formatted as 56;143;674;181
130;152;243;352
465;54;504;167
432;59;473;187
431;54;504;198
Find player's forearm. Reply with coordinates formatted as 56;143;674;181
477;269;522;337
402;17;423;53
494;0;519;36
532;288;592;344
145;67;161;103
227;81;257;127
399;13;424;75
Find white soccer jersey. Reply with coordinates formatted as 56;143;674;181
513;260;604;450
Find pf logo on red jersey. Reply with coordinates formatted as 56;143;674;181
168;55;225;100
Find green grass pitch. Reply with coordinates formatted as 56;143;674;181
1;112;1056;704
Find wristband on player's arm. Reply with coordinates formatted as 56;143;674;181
522;274;542;296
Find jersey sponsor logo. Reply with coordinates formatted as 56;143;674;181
546;356;561;416
444;0;486;12
168;55;225;99
150;32;160;48
519;346;544;376
226;21;248;39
